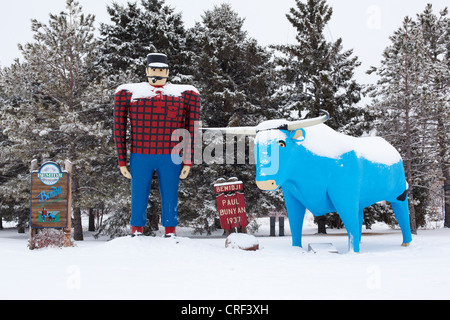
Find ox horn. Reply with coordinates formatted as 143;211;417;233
287;110;330;131
202;110;330;135
201;126;257;136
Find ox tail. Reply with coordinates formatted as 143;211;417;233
396;189;408;202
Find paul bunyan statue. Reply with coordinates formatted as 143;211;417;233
114;53;200;237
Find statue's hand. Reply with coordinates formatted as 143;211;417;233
120;166;132;180
180;165;191;180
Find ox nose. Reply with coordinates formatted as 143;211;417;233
256;180;278;191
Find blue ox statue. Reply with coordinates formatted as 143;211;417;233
208;111;412;252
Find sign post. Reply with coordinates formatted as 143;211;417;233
214;178;249;236
269;211;287;237
63;160;73;247
29;160;72;249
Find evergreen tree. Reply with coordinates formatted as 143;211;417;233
272;0;364;135
272;0;366;232
0;63;29;231
1;0;108;240
368;17;425;233
367;5;449;231
99;0;191;84
416;5;450;227
181;4;284;233
188;3;280;128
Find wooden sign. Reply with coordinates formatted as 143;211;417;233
214;180;248;230
30;162;69;229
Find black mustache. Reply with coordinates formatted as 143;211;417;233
147;76;169;83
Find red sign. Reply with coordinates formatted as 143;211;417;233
214;182;243;194
214;180;248;230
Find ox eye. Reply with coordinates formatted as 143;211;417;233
278;141;286;148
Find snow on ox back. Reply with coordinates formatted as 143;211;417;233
302;124;402;166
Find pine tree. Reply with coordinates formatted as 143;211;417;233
416;5;450;227
367;6;449;231
0;60;57;232
272;0;366;232
181;4;284;233
368;17;422;233
1;0;108;240
188;3;280;127
272;0;364;135
0;120;29;231
99;0;191;85
0;63;30;232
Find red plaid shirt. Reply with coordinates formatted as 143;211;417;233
114;82;200;167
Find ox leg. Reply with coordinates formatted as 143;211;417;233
358;208;364;245
282;189;306;248
342;214;361;253
391;200;412;246
333;202;361;253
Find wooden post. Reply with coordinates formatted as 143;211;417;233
29;159;39;249
64;160;73;247
270;216;276;237
317;215;327;234
279;216;285;237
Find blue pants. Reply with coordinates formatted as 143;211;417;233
130;153;182;228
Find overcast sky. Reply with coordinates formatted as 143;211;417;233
0;0;448;85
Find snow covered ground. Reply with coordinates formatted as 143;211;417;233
1;214;449;300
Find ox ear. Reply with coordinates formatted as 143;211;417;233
290;129;306;142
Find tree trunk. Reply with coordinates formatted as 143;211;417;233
436;117;450;228
149;213;159;231
444;171;450;228
404;152;417;234
88;208;95;232
403;30;417;234
73;207;83;241
71;175;83;241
